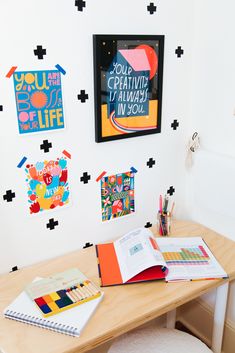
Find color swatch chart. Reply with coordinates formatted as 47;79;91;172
25;269;102;318
162;245;210;266
34;280;101;317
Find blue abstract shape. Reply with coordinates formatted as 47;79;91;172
35;161;44;171
58;159;67;170
47;175;59;189
62;190;69;203
29;179;40;191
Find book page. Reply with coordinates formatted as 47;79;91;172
114;228;166;283
156;237;228;281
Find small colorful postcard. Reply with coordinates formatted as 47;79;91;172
13;69;65;134
101;171;135;221
25;156;69;214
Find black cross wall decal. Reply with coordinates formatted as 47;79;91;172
40;140;52;153
46;218;59;230
147;2;157;14
171;120;179;130
77;90;89;103
83;242;93;249
145;222;153;228
10;266;19;272
175;46;184;58
75;0;86;11
147;158;156;168
3;190;16;202
167;186;175;196
34;45;47;59
80;172;91;184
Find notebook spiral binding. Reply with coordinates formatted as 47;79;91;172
4;310;79;336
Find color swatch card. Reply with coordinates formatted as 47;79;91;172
25;268;101;317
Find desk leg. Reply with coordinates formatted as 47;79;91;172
166;309;176;329
211;282;229;353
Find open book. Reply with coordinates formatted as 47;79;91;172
96;228;228;286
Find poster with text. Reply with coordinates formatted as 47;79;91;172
25;156;69;214
101;171;135;221
94;35;164;142
13;70;64;134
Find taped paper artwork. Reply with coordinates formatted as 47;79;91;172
13;69;65;134
25;157;69;215
101;171;135;221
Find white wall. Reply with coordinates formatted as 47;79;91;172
0;0;193;273
189;0;235;324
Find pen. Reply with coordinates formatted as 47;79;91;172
159;195;163;213
163;195;169;214
167;212;171;235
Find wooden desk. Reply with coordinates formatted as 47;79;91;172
0;220;235;353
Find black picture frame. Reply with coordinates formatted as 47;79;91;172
93;34;164;143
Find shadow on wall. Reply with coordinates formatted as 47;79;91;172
190;149;235;240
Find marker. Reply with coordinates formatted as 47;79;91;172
167;212;171;235
159;195;163;213
163;195;169;214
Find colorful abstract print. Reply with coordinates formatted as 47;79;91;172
13;70;64;134
101;171;135;221
25;157;69;214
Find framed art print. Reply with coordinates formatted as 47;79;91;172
93;35;164;142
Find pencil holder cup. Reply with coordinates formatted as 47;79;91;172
157;212;172;236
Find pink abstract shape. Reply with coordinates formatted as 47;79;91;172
119;49;150;72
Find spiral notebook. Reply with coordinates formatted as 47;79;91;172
3;285;103;337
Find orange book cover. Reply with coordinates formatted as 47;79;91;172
96;240;166;287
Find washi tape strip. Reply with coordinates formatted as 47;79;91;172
96;171;107;182
17;156;27;168
55;64;66;75
6;66;17;78
62;150;71;159
130;167;138;173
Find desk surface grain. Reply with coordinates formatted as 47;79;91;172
1;220;235;353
